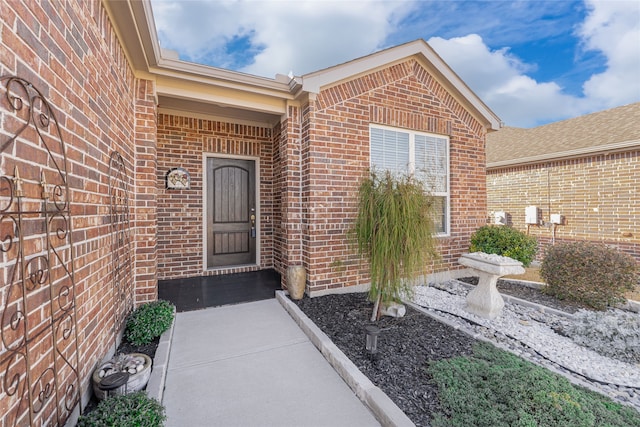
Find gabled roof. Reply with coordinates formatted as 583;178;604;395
300;40;501;130
105;1;501;130
487;103;640;168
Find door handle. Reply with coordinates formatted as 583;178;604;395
250;208;256;238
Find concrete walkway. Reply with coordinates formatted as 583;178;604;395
162;298;380;427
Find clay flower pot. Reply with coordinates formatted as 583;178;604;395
92;353;152;400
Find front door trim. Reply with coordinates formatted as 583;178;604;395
202;153;261;271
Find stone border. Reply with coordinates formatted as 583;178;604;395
146;308;176;402
276;291;415;427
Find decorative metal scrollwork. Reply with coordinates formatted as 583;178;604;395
109;151;133;347
1;76;81;426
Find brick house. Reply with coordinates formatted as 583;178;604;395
154;40;501;294
486;102;639;261
0;0;499;424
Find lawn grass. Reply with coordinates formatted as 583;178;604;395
427;342;640;427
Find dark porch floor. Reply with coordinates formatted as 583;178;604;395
158;269;282;312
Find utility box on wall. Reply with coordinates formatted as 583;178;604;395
494;211;507;225
525;206;540;225
550;214;564;225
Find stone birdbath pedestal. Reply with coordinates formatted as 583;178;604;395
459;252;525;319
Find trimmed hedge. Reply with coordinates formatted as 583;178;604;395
469;225;537;267
124;300;175;346
541;241;639;310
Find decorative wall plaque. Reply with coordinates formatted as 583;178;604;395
166;167;190;189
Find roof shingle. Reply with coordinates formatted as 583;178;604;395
486;102;640;167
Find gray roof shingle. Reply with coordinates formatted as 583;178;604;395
486;102;640;168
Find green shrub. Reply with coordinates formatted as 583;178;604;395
541;242;639;310
427;342;640;427
77;391;165;427
125;300;175;346
469;225;538;266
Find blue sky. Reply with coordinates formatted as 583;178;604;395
150;0;640;128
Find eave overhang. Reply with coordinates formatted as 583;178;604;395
103;0;294;123
103;1;501;131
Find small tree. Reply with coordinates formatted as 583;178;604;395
353;170;439;321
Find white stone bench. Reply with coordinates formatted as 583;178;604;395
459;252;525;319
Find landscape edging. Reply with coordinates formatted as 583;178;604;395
147;307;176;403
276;291;415;427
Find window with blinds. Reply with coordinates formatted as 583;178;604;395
370;125;450;235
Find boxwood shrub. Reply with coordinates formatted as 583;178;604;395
469;225;538;267
541;241;639;310
125;300;175;346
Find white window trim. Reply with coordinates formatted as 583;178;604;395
369;124;450;237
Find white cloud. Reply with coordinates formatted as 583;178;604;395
428;35;583;127
151;0;413;76
577;0;640;108
239;1;412;77
151;0;640;128
429;1;640;128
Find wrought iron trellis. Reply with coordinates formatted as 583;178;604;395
0;76;81;426
108;151;133;347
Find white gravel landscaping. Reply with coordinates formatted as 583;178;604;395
412;281;640;409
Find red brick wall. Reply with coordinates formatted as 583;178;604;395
301;59;488;294
487;151;640;261
156;114;275;280
151;61;490;298
133;79;158;302
1;0;155;423
272;120;285;275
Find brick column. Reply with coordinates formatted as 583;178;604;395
279;104;303;287
133;78;158;304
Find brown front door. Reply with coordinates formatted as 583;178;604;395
206;157;256;267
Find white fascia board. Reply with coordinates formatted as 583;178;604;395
152;58;293;96
107;0;295;100
301;40;502;130
487;139;640;169
156;76;288;115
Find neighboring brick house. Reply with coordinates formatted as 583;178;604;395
486;102;640;261
0;0;499;424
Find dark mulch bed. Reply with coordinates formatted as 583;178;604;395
81;337;159;417
294;278;598;426
295;292;477;426
117;337;159;359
